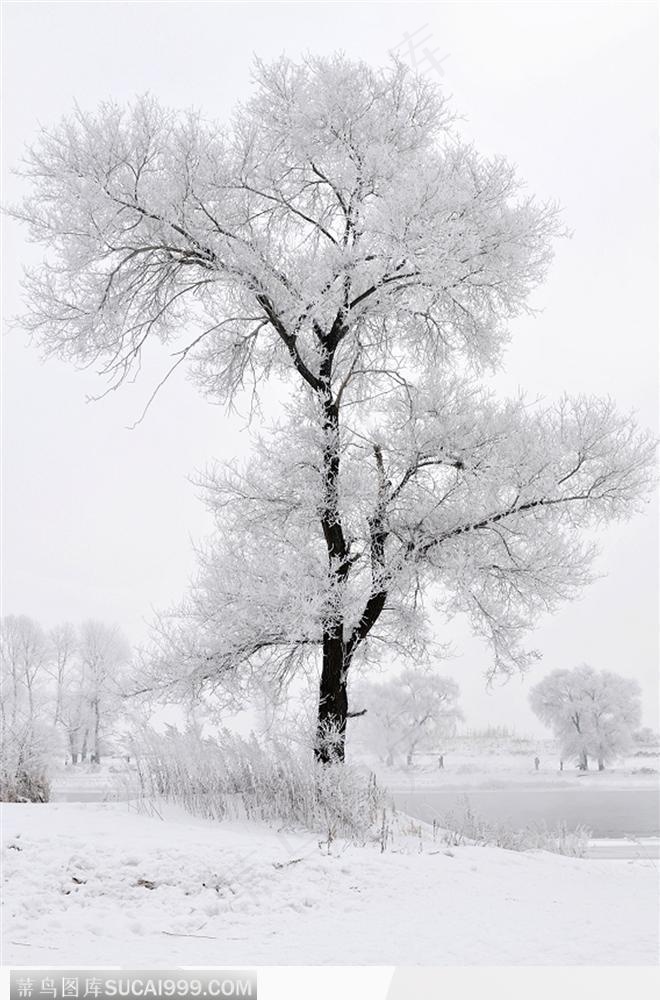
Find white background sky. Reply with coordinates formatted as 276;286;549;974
2;1;658;735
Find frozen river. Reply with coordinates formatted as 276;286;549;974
392;786;660;840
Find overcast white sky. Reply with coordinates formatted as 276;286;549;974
2;1;658;735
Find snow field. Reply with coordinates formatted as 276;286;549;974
2;802;658;965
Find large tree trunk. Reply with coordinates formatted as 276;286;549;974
312;342;388;765
315;386;350;765
315;634;348;764
578;750;589;770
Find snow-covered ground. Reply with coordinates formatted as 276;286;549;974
2;801;658;965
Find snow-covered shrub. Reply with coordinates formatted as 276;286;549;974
0;719;54;802
132;728;388;842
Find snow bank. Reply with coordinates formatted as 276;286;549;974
2;802;658;965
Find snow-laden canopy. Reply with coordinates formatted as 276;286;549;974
12;54;657;758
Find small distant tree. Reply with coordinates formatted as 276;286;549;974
77;620;131;764
352;669;462;766
48;622;77;727
0;615;56;800
1;615;50;723
57;655;91;764
529;666;642;770
633;727;659;747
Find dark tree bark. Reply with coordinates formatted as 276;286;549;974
312;335;356;764
315;636;348;764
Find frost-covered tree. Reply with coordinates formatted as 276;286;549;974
48;622;77;727
529;666;642;770
633;727;659;747
11;56;656;762
56;656;90;765
352;669;462;766
76;620;131;764
0;614;50;724
0;615;56;800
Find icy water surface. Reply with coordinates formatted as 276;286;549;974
393;786;660;839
